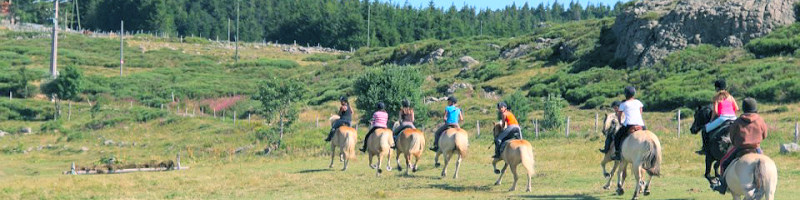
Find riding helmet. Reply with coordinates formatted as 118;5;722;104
714;79;727;91
402;99;410;107
448;96;458;103
377;102;386;110
611;101;621;108
624;86;636;98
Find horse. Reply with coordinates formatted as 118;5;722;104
601;112;624;189
328;115;357;171
366;127;394;176
690;105;731;183
491;122;535;192
434;126;469;179
394;127;425;176
615;130;662;200
723;153;778;200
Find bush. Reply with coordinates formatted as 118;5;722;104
582;96;606;109
353;65;428;125
302;54;339;62
41;65;84;101
183;37;210;44
746;79;800;102
131;107;167;122
745;24;800;57
230;59;299;69
541;95;566;131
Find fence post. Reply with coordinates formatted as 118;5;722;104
677;110;682;138
565;116;570;137
233;111;237;127
795;122;798;144
68;101;72;121
316;115;319;128
476;120;481;137
160;104;163;110
594;113;598;135
214;109;217;118
8;91;11;100
535;120;539;139
248;113;251;125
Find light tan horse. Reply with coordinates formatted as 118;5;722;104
723;153;778;200
395;127;425;176
328;115;357;171
601;112;624;189
615;130;662;200
492;122;535;192
366;127;394;176
434;126;469;179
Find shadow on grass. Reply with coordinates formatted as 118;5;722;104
296;169;332;174
428;183;492;192
516;194;600;200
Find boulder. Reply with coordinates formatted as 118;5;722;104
19;127;32;135
612;0;798;67
780;143;800;154
419;48;445;64
80;147;89;152
446;82;474;95
0;130;6;137
459;56;480;68
104;140;115;146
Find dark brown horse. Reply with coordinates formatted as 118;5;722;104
690;105;731;184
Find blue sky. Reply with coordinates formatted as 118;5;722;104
381;0;625;10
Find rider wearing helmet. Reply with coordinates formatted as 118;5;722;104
393;99;416;141
430;96;463;151
712;98;767;194
599;101;623;153
697;79;739;155
493;102;522;159
359;102;389;152
612;86;646;160
324;96;354;142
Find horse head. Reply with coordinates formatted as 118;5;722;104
690;105;712;134
493;122;505;139
602;113;621;136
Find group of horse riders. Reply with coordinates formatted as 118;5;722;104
323;79;770;197
597;80;769;195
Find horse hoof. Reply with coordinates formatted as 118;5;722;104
329;165;334;168
494;169;502;174
387;166;392;171
370;165;377;169
526;188;531;192
643;190;650;196
494;181;501;185
616;188;625;195
441;172;446;177
435;163;441;168
508;188;516;192
378;169;383;174
412;168;418;173
397;166;403;171
603;173;611;178
603;185;610;190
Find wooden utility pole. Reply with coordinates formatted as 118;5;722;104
234;0;239;62
120;20;124;76
677;110;682;138
366;1;371;48
227;18;230;42
74;0;81;30
50;0;59;79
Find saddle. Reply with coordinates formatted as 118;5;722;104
708;120;735;151
627;125;643;134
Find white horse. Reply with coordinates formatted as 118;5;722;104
601;112;624;189
434;127;469;179
723;153;778;200
615;130;662;200
328;115;357;171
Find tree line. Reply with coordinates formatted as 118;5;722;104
10;0;626;50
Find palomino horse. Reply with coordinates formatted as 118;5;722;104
434;126;469;179
328;115;357;171
615;130;663;200
601;112;624;189
366;127;394;176
492;122;535;192
723;153;778;200
394;127;425;176
691;105;731;183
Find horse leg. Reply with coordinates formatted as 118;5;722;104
509;163;519;191
434;151;442;168
713;160;720;180
342;146;350;171
604;160;619;190
376;152;383;176
453;152;463;179
631;162;643;200
369;153;376;169
705;156;714;183
329;143;336;168
396;150;403;171
495;163;508;185
441;152;452;178
405;153;412;176
386;149;392;171
412;153;420;172
643;172;653;196
617;161;628;195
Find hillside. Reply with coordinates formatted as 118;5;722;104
1;3;800;199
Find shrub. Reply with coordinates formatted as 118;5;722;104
353;65;428;125
302;54;339;62
131;107;167;122
183;37;210;44
582;96;606;109
541;95;566;131
41;65;84;101
502;91;532;125
230;59;299;69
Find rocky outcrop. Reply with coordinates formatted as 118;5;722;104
500;38;557;59
613;0;798;68
459;56;480;73
419;48;445;64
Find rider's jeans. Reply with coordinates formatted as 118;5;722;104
705;115;737;133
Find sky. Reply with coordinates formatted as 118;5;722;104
381;0;625;10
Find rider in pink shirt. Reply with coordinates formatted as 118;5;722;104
360;102;389;152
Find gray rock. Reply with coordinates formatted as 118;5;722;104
459;56;480;68
419;48;445;64
19;127;32;135
104;140;115;146
446;82;474;95
780;143;800;154
613;0;797;68
0;130;6;137
80;146;89;152
501;44;532;59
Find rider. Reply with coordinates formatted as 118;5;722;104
360;102;389;152
492;102;522;159
392;99;416;141
598;101;622;153
698;80;739;155
612;86;646;160
430;96;463;152
324;96;354;142
712;98;767;194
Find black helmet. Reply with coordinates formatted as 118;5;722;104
714;79;727;91
377;102;386;110
624;86;636;98
339;96;348;103
402;99;410;107
611;101;621;108
448;96;458;103
497;102;508;109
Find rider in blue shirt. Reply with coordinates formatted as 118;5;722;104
430;96;463;151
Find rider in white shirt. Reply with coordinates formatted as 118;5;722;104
612;86;646;160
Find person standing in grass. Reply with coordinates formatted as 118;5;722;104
360;102;389;152
324;96;354;142
612;86;646;160
430;96;463;152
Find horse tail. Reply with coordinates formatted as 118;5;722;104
754;156;778;200
644;135;662;176
519;142;536;175
344;131;356;160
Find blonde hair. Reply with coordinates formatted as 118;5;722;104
713;90;732;102
402;107;414;115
